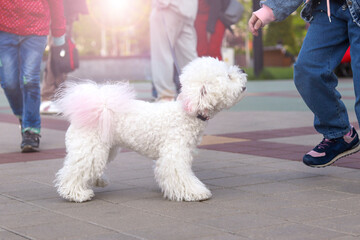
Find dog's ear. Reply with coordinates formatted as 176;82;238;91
178;84;209;117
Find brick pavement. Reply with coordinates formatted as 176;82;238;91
0;80;359;240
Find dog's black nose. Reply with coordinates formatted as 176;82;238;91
242;86;247;91
239;69;245;74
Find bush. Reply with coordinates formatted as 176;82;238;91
244;67;294;80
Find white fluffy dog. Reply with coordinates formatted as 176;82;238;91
55;57;247;202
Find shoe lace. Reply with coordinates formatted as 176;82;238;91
23;131;41;140
317;138;336;150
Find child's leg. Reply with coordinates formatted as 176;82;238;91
348;18;360;126
294;1;350;139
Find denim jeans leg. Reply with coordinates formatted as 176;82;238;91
348;15;360;128
19;35;47;132
0;32;23;119
294;3;351;139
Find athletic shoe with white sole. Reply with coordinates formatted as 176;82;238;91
21;130;41;153
303;127;360;168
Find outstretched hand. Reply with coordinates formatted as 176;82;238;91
248;13;263;36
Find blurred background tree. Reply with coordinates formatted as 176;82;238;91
263;10;306;55
72;0;151;57
71;0;307;63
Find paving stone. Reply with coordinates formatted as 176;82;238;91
0;230;28;240
332;236;360;240
284;175;355;189
96;187;162;203
12;221;113;240
193;169;238;180
209;191;302;213
125;222;223;240
0;201;39;215
237;181;315;196
306;214;360;235
204;175;269;188
0;210;72;228
337;171;360;181
83;211;176;232
264;204;350;222
30;196;105;211
239;223;344;240
5;185;58;201
317;196;360;213
216;164;278;176
273;188;357;205
0;80;359;239
248;169;319;182
322;180;360;194
199;212;287;233
192;233;249;240
192;158;245;171
65;232;142;240
124;198;235;223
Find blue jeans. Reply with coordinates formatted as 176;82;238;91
0;32;47;133
294;0;360;139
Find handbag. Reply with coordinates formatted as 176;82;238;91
50;37;79;77
223;0;244;25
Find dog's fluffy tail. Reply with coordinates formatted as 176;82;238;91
56;80;136;144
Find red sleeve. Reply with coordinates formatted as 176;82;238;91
48;0;66;37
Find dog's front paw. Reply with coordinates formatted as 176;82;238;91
183;186;212;202
58;188;95;203
164;183;212;202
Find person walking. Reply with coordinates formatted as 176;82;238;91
0;0;66;152
150;0;198;102
248;0;360;167
40;0;88;114
195;0;230;60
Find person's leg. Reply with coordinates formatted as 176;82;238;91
41;48;62;102
294;2;350;139
348;14;360;129
194;13;209;57
19;35;47;133
40;46;66;114
0;32;23;120
150;8;181;100
295;1;360;167
174;19;198;72
208;20;226;60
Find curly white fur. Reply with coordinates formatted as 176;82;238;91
55;57;247;202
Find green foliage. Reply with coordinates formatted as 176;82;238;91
244;67;294;80
73;15;102;56
263;10;306;56
264;16;296;53
71;0;151;57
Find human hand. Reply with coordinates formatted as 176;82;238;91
248;13;263;36
52;35;66;46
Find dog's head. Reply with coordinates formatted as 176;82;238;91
178;57;247;120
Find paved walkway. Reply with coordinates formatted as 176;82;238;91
0;79;360;240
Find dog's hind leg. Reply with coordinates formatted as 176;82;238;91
94;146;120;187
154;147;212;201
55;127;110;202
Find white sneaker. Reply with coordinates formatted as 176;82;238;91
40;101;61;115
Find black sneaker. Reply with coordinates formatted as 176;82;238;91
21;130;41;153
303;127;360;168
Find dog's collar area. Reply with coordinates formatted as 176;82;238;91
197;114;209;121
